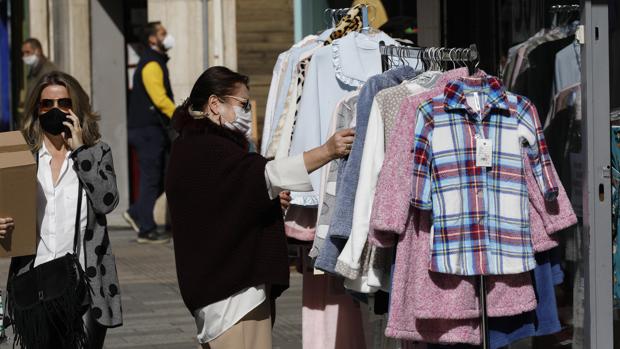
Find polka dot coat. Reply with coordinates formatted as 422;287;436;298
9;142;123;328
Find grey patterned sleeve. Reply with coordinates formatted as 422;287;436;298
71;142;119;215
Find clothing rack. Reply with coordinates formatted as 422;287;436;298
548;4;580;28
379;43;488;348
379;42;480;75
325;7;350;27
549;4;580;13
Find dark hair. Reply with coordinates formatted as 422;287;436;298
187;66;249;113
143;21;162;44
173;66;250;148
23;38;43;52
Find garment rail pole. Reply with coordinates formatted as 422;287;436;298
549;4;580;13
479;275;489;349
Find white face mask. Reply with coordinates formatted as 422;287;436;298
223;106;252;136
23;54;38;66
162;34;175;51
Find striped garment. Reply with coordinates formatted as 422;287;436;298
411;75;558;275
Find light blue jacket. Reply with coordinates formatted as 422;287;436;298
289;31;398;206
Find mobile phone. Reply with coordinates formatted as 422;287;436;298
63;115;72;138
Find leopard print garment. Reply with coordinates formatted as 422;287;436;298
287;57;310;153
324;5;363;46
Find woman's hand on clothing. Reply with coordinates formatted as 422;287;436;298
63;109;84;150
279;191;292;212
324;128;355;160
0;217;14;238
303;128;355;174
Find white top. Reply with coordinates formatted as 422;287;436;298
272;46;323;160
194;154;312;343
261;51;290;155
35;142;88;268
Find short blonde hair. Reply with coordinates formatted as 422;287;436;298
22;71;101;152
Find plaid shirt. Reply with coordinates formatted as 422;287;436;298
411;75;558;275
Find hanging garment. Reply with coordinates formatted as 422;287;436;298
273;47;323;160
312;92;360;259
512;35;576;125
502;28;547;89
410;75;558;275
314;65;416;275
503;24;576;90
423;248;563;349
480;249;564;349
261;34;322;154
553;41;581;96
289;31;397;206
544;84;582;219
302;272;367;349
262;52;291;155
284;205;318;242
266;57;305;159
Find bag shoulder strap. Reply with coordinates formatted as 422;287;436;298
73;182;84;254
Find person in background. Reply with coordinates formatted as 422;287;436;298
20;38;58;123
1;71;122;348
125;21;176;244
165;66;354;349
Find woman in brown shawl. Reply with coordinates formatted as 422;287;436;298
165;66;354;349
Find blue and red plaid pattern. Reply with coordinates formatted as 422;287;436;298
411;75;558;275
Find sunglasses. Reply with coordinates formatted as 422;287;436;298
39;98;73;112
223;95;251;113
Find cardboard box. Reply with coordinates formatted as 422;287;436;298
0;131;37;257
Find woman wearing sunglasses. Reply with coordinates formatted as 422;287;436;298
165;66;354;348
0;71;122;348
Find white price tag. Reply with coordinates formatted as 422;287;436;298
476;138;492;167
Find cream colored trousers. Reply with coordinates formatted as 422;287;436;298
201;301;272;349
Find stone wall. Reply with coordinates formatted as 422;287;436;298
236;0;294;147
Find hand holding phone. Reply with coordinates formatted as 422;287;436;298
62;109;84;150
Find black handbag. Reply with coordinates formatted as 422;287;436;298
7;182;91;349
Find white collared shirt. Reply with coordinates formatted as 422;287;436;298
34;142;87;268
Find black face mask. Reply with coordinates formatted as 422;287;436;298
39;108;69;136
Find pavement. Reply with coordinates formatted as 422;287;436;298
0;229;303;349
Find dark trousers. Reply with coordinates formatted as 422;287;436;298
128;126;168;234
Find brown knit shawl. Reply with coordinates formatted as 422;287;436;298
165;126;289;312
